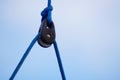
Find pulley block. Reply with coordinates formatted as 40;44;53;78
37;19;56;48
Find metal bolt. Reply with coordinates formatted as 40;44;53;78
47;34;51;38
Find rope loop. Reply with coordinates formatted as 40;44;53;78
41;0;53;23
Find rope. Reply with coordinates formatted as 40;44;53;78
53;41;66;80
41;0;53;23
9;0;66;80
41;0;66;79
9;33;40;80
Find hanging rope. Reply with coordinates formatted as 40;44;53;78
53;41;66;80
9;33;40;80
9;0;66;80
41;0;66;79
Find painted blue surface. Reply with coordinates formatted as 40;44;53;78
0;0;120;80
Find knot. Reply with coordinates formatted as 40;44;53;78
41;5;53;22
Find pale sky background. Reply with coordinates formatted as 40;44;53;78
0;0;120;80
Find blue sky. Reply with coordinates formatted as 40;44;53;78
0;0;120;80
